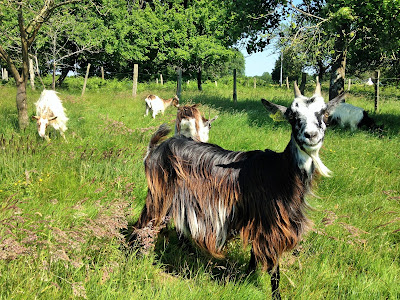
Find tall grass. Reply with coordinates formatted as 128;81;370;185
0;79;399;299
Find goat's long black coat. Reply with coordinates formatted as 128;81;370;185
136;132;312;269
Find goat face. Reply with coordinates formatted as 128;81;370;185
262;82;344;156
198;115;218;142
172;95;180;108
32;116;57;138
287;94;327;153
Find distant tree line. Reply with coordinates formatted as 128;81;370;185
1;0;399;129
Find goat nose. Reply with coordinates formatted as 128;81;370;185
304;131;318;139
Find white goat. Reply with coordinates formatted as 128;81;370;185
32;90;68;141
326;102;379;131
174;104;218;143
144;94;179;118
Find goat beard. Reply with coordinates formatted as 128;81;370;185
308;148;331;177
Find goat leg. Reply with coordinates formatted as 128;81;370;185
270;264;281;300
247;247;257;274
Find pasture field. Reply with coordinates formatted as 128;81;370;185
0;79;399;299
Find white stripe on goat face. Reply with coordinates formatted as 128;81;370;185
37;118;49;138
289;95;327;152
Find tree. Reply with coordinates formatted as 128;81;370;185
0;0;82;130
34;6;104;89
284;0;400;99
271;48;303;83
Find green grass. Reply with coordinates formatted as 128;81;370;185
0;79;399;299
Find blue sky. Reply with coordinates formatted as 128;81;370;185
241;48;279;77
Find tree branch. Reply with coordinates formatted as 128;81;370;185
26;0;83;45
289;0;327;22
0;44;21;82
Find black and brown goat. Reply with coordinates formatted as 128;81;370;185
175;104;218;143
134;83;343;299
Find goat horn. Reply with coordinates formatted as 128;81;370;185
314;82;322;97
294;81;302;98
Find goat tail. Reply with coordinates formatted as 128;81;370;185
148;124;171;151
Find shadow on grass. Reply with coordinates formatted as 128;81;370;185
191;94;290;130
192;92;400;138
123;224;263;287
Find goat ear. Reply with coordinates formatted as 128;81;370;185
261;99;287;116
326;92;346;114
32;116;39;120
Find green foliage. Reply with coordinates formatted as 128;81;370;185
1;80;400;299
271;48;304;83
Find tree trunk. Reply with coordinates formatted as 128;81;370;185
52;61;56;90
56;67;70;87
329;30;347;100
16;82;29;130
317;59;326;82
299;72;306;94
197;69;202;91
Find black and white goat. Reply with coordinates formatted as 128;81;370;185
144;94;180;118
134;83;343;299
175;104;218;143
325;102;381;131
32;90;68;141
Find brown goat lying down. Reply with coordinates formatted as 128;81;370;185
134;83;343;299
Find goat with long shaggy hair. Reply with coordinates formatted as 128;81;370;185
32;90;68;141
175;104;218;142
134;83;343;299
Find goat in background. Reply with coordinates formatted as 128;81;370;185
134;83;343;299
144;94;179;118
325;102;382;131
32;90;68;141
175;104;218;143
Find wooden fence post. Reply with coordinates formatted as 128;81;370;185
233;69;237;103
2;68;8;81
176;67;182;100
34;55;45;88
347;78;351;91
156;78;159;84
374;70;380;112
253;77;256;89
286;77;289;89
81;63;91;97
29;58;35;90
160;74;163;85
132;64;138;97
101;66;104;80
